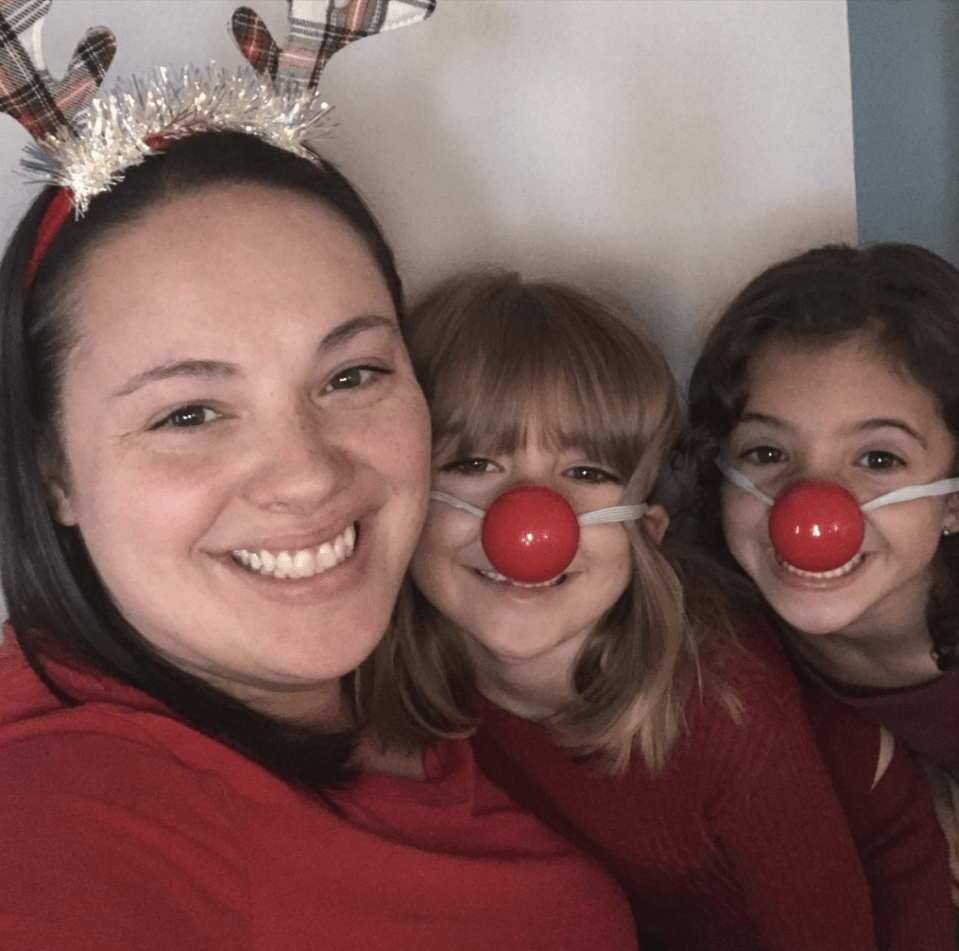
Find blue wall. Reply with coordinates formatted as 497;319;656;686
847;0;959;265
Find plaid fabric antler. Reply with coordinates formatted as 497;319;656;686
0;0;115;140
232;0;434;90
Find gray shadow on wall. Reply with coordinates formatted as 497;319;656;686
944;0;959;263
848;0;959;265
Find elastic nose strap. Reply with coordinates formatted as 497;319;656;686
861;478;959;512
714;460;959;513
578;504;647;525
429;491;647;525
715;457;774;506
430;491;485;519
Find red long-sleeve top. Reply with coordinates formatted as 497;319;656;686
0;635;638;951
471;624;952;951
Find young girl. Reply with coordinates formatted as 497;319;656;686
371;271;952;951
687;242;959;907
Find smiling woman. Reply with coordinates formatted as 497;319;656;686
2;132;426;752
0;132;640;950
45;181;425;717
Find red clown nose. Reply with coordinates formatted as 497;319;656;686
481;485;580;583
768;480;865;572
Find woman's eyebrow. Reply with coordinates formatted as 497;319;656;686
317;314;399;353
111;315;398;400
112;359;238;399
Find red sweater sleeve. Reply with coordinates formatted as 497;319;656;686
689;676;881;951
0;730;250;951
740;622;953;951
801;686;953;951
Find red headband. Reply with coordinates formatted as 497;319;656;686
23;188;73;296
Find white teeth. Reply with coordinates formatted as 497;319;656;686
231;523;357;580
475;568;564;589
317;542;337;570
275;552;294;579
293;550;313;578
781;552;865;580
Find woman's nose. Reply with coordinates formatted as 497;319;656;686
244;405;353;513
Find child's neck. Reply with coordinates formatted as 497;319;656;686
467;639;580;721
784;622;941;691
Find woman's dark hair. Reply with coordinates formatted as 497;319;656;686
0;131;404;796
687;242;959;669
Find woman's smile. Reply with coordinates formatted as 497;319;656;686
47;184;432;712
231;522;357;579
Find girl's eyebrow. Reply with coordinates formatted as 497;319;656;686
736;411;788;429
111;314;398;400
853;418;927;448
737;412;928;449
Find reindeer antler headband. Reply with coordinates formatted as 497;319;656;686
0;0;434;287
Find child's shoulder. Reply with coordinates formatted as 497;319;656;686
696;618;805;716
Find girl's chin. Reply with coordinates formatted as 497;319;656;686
761;588;867;639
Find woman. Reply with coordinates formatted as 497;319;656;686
0;131;639;950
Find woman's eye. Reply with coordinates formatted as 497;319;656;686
858;449;905;471
439;457;499;475
325;365;387;392
155;405;218;429
740;445;785;465
564;465;620;485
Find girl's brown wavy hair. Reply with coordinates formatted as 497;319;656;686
687;242;959;670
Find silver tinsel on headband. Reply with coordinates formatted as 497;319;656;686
20;65;333;215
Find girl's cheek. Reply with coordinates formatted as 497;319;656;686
421;506;480;551
721;488;768;547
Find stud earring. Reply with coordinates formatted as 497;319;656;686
943;529;953;537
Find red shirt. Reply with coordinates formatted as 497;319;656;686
0;636;638;951
471;624;952;951
819;666;959;768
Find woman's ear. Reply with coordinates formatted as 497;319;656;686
642;503;669;544
37;437;78;526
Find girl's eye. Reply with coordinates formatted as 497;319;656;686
154;405;218;429
439;457;499;475
325;365;387;392
858;449;905;471
563;465;621;485
740;445;785;465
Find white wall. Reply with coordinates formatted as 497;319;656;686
0;0;857;620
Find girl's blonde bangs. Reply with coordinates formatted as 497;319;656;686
424;285;676;482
